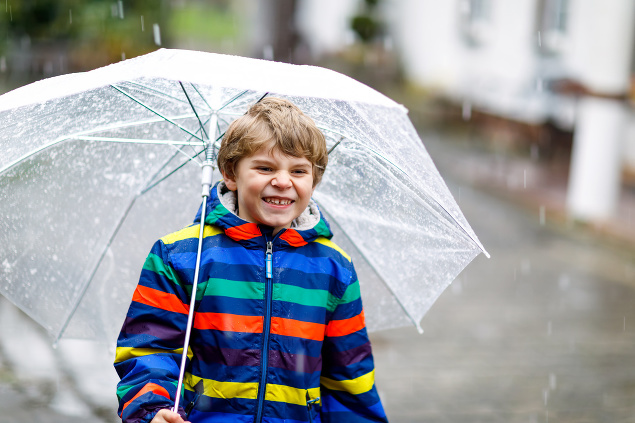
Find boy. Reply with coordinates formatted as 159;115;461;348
115;97;388;423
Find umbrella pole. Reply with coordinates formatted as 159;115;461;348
173;111;217;413
172;159;214;413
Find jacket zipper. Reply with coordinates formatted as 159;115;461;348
256;240;274;423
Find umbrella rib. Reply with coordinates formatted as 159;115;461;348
179;81;209;140
318;203;424;333
54;192;141;344
111;84;204;142
74;135;204;146
122;81;209;111
140;148;207;195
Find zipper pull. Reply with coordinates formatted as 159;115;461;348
266;241;273;279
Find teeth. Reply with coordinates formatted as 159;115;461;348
265;198;292;205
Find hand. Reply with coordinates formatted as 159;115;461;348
150;409;191;423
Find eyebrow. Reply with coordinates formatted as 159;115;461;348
251;158;312;169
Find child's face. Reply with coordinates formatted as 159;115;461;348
223;145;315;235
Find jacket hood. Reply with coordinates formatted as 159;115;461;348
194;181;333;247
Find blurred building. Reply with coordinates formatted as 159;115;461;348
297;0;635;223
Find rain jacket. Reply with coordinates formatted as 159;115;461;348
115;181;388;423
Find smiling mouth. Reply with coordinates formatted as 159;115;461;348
263;197;294;206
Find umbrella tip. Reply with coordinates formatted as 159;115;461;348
415;323;424;334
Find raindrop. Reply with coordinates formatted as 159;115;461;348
549;373;557;390
0;56;5;72
536;78;543;92
521;259;531;275
539;205;546;225
557;274;570;290
69;9;72;24
121;52;126;61
524;169;527;188
462;100;472;121
543;388;548;405
537;31;542;47
153;23;162;46
263;45;274;61
118;0;124;19
29;268;37;275
140;15;145;32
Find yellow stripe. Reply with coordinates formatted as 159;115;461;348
114;347;193;364
313;238;351;262
320;370;374;395
265;384;321;406
161;224;223;245
184;374;258;400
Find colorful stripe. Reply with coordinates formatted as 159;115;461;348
122;383;170;412
265;384;321;406
320;370;375;395
160;224;223;245
225;223;262;241
271;317;325;341
114;346;192;364
185;373;258;400
325;311;366;338
312;237;351;261
279;229;308;247
132;285;188;315
194;312;263;333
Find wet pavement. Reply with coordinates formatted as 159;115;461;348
1;132;635;422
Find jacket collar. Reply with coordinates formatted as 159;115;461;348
193;181;333;248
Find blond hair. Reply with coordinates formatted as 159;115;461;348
217;97;328;187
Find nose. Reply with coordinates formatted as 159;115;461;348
271;171;292;189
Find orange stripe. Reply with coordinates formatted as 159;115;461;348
279;229;307;247
194;312;263;333
325;310;366;338
271;316;325;341
225;223;262;241
122;383;170;412
132;285;188;315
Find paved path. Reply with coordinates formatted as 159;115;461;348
370;135;635;422
1;134;634;422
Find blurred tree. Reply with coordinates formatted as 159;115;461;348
0;0;171;88
350;0;383;44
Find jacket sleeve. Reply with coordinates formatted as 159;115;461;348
114;239;191;423
319;264;388;423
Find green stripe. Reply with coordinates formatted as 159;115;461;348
340;280;361;304
116;380;178;402
273;283;336;311
143;253;184;290
314;219;331;238
203;278;263;300
205;202;231;225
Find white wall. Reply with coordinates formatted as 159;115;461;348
296;0;359;58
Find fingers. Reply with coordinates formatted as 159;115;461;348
151;409;191;423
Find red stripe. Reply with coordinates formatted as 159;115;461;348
132;285;188;315
225;223;262;241
122;383;170;412
271;316;325;341
325;310;366;338
279;229;308;247
194;312;263;333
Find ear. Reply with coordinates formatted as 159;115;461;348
222;170;238;191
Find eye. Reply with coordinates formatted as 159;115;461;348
257;166;273;172
291;168;310;175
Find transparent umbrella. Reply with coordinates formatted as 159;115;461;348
0;49;488;352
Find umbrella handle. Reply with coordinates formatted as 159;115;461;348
172;160;214;413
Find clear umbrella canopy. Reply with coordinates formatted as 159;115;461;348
0;49;488;343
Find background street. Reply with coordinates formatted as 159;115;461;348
2;133;634;423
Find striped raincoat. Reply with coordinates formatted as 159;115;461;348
115;181;388;423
